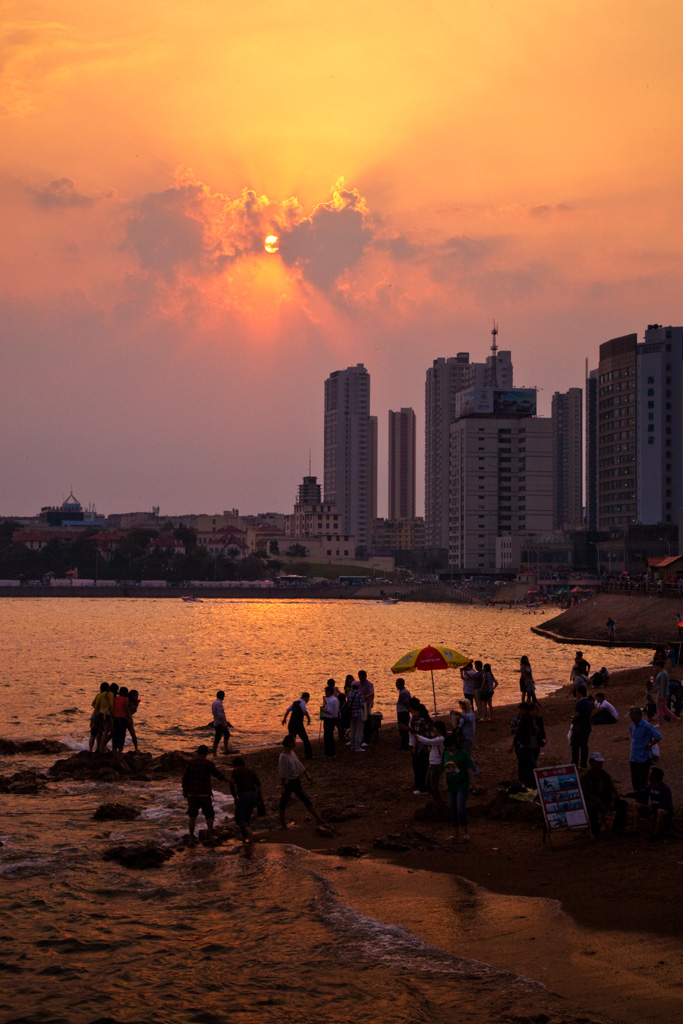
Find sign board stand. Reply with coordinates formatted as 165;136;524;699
534;764;592;847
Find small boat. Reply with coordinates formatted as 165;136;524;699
182;595;203;603
379;597;399;605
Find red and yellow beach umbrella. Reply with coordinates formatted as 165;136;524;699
391;644;471;716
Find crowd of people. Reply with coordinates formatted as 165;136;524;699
90;647;678;847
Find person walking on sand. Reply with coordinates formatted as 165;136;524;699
443;731;475;842
282;692;313;759
321;683;340;759
229;756;263;843
211;689;234;757
346;680;366;752
278;735;324;829
182;744;226;844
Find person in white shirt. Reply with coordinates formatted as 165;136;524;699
322;682;340;759
592;692;618;725
211;690;234;756
278;735;324;829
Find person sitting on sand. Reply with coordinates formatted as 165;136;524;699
182;744;226;844
580;753;628;837
212;690;234;757
229;756;263;843
278;735;324;830
282;693;313;759
443;730;475;842
592;693;618;725
626;765;674;841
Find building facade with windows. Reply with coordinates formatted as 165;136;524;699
388;407;416;521
595;333;638;528
324;364;377;551
551;387;583;529
636;325;683;526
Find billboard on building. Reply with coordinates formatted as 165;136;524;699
456;387;537;418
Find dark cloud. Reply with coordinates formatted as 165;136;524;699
124;175;374;290
32;178;94;208
277;182;373;289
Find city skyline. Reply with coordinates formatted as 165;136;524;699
1;2;680;517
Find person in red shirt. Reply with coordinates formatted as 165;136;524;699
112;686;137;753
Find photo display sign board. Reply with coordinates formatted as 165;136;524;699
534;764;589;831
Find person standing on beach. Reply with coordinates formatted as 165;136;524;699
346;680;366;752
358;670;374;744
654;660;679;723
182;744;226;844
570;684;592;769
519;656;535;704
278;735;324;829
112;686;137;754
321;683;339;759
443;731;475;842
414;720;446;803
628;707;662;790
212;690;234;757
409;697;433;794
229;756;262;843
395;678;411;749
480;664;498;722
461;661;483;716
282;693;313;759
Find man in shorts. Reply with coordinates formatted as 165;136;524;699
211;690;234;757
182;744;227;843
628;765;674;841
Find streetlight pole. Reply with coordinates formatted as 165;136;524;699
659;537;671;556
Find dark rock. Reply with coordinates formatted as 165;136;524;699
480;791;544;823
337;845;364;858
413;801;450;823
103;842;175;869
0;738;67;756
0;769;48;794
93;803;141;821
150;751;193;774
48;751;153;780
373;838;410;852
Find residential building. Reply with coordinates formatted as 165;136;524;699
324;363;377;551
287;475;346;539
425;345;513;550
373;517;425;552
388;408;416;520
594;333;638;528
636;324;683;527
448;392;553;572
585;366;599;531
551;388;583;529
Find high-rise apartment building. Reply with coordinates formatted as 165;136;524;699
324;363;377;551
425;346;513;549
551;388;583;529
595;333;638;528
388;408;416;520
585;367;599;531
448;394;553;571
636;324;683;525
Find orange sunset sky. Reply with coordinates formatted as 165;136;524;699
1;0;681;516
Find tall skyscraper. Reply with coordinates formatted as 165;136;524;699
324;363;377;551
425;345;513;549
551;388;583;529
585;366;599;531
388;407;416;520
636;324;683;525
593;333;638;528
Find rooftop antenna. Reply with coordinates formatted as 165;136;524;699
490;320;499;387
308;450;312;476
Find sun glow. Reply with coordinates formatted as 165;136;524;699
264;235;279;253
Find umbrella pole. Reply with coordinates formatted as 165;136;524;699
431;668;437;718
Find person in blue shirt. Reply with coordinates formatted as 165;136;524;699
628;706;662;790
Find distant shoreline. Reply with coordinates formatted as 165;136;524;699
0;584;404;601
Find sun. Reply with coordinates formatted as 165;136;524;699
264;235;279;253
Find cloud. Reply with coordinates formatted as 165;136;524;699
277;180;373;288
124;172;374;289
31;177;95;208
